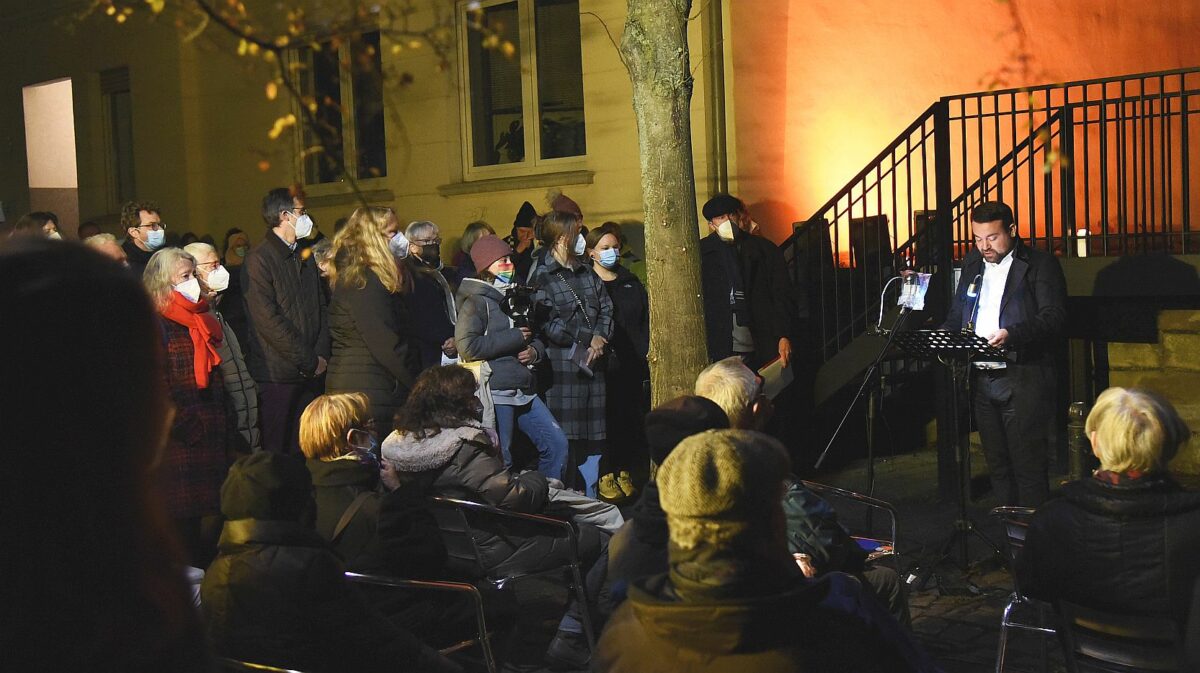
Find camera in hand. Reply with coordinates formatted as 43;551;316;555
501;284;548;329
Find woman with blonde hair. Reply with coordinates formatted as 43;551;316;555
1017;387;1200;623
144;246;231;567
326;206;419;434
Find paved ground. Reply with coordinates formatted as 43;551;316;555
467;446;1069;673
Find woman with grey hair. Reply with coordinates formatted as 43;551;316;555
185;241;262;454
405;219;465;370
452;220;495;275
144;247;232;566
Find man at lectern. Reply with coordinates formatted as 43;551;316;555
942;201;1067;507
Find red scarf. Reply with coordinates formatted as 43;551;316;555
161;292;224;388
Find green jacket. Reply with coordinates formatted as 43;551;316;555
781;478;867;575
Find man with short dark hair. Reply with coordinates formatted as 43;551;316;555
242;186;330;455
120;200;164;277
699;193;797;370
942;200;1067;506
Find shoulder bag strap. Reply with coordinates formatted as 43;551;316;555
554;270;594;330
331;491;373;543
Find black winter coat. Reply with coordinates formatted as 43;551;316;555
240;232;330;383
326;266;419;428
201;519;454;673
1016;476;1200;623
700;229;796;366
308;457;447;579
383;424;567;574
406;259;465;370
123;237;154;279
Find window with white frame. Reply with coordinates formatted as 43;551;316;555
459;0;586;176
292;31;387;185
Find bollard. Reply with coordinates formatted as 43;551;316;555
1068;401;1089;481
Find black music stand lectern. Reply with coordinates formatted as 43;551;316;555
891;329;1004;577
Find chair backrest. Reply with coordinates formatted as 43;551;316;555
427;495;575;581
1058;601;1183;673
990;506;1035;597
799;480;898;552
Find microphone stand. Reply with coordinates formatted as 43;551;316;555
814;277;914;500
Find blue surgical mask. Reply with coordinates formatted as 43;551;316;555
389;231;410;259
597;248;619;269
145;228;166;251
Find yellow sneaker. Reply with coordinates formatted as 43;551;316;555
617;471;638;499
598;473;624;502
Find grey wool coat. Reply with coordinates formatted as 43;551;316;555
529;255;614;441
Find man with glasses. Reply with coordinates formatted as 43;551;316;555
242;186;331;455
120;200;165;277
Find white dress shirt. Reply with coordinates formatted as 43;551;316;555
973;250;1014;367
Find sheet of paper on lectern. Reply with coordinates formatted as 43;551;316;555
758;356;794;400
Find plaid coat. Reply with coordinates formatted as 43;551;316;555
530;256;614;440
160;319;231;518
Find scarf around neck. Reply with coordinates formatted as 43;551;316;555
161;292;223;388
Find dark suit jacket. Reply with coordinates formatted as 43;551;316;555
941;241;1067;367
700;230;797;365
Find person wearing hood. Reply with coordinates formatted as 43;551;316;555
325;206;419;436
529;209;615;497
121;200;166;278
404;219;466;370
698;193;797;371
608;396;730;595
186;241;261;454
455;234;567;481
585;222;649;503
1016;387;1200;624
382;365;609;670
143;247;232;567
201;452;462;673
595;430;940;673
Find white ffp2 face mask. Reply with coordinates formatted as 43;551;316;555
206;265;231;293
175;277;202;303
573;233;586;255
291;213;314;239
717;220;735;242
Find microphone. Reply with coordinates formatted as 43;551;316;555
965;273;983;332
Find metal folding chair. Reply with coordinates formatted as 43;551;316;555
427;495;597;653
345;571;497;673
800;480;899;573
1058;600;1183;673
991;505;1056;673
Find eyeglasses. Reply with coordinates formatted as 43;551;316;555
196;260;220;271
411;238;442;246
137;222;166;231
287;208;308;217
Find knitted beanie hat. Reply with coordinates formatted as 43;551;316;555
469;234;514;274
549;191;583;221
512;201;538;233
657;429;790;550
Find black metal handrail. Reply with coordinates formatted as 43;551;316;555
790;66;1200;368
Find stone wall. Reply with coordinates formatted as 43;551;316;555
1107;310;1200;478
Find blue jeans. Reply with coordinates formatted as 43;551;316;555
494;397;568;482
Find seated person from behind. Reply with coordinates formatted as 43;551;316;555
695;356;909;623
382;364;611;670
1017;387;1200;623
201;452;460;673
300;392;446;579
595;430;938;673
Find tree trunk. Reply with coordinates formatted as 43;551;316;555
621;0;708;405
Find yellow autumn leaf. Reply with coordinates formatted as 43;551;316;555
237;39;248;56
145;0;165;13
265;81;278;100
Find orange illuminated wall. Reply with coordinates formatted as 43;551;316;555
726;0;1200;245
